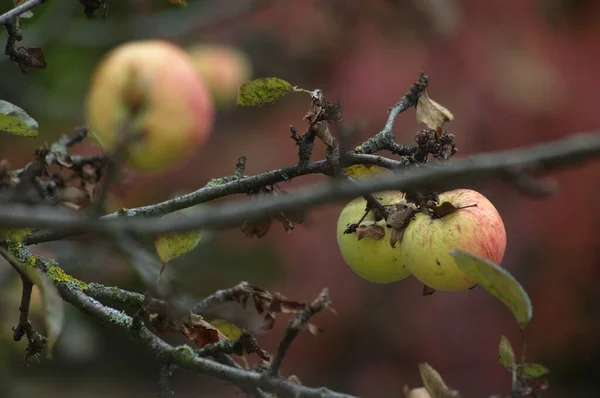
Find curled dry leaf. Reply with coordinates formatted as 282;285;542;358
197;284;309;336
416;90;454;138
419;362;461;398
304;89;342;124
150;312;227;348
355;224;385;241
241;218;272;238
387;204;418;248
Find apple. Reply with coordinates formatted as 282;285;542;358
336;191;412;283
400;189;507;291
85;40;215;171
187;43;253;107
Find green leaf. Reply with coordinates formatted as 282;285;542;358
451;250;533;327
418;363;461;398
520;363;550;379
0;100;39;137
154;212;202;264
498;335;515;371
237;77;296;106
22;268;65;358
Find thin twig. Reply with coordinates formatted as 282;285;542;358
268;289;331;377
3;131;600;238
158;363;175;398
0;0;47;25
193;282;250;315
358;72;429;154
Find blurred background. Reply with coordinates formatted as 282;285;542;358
1;0;600;397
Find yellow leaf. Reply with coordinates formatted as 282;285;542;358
154;212;202;264
416;90;453;134
209;318;243;341
343;164;390;180
237;77;298;106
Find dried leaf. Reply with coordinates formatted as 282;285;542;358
237;77;297;106
355;224;385;241
197;284;308;335
0;100;39;137
431;202;457;218
241;218;272;237
432;202;477;219
451;250;533;327
20;47;47;69
154;212;202;264
416;90;453;137
22;268;65;358
387;204;418;248
499;335;516;371
419;363;461;398
422;285;436;296
167;0;187;5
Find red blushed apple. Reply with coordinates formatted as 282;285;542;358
187;43;252;107
400;189;507;291
85;40;215;172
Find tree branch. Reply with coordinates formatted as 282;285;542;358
0;0;47;25
268;288;331;377
5;245;356;398
357;72;428;154
2;131;599;239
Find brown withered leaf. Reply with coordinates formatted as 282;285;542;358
387;204;418;248
416;90;453;138
304;89;342;124
198;284;310;335
312;120;336;147
241;218;272;238
431;202;477;219
19;47;47;69
150;312;227;348
419;363;461;398
356;224;385;241
423;285;436;296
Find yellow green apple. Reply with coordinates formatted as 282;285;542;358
336;191;412;283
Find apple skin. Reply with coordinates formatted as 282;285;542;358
400;189;507;291
187;43;253;107
336;191;412;283
85;40;215;171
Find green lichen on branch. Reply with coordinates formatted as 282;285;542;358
7;244;88;290
46;264;88;291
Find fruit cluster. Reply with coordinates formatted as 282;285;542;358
336;189;507;292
